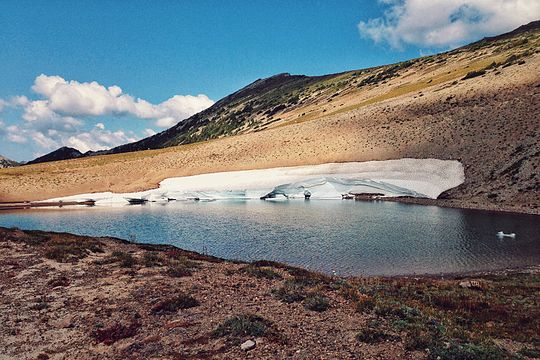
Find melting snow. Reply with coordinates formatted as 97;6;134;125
45;158;464;206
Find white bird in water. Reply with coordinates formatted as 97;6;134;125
496;231;516;238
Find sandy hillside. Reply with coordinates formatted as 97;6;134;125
0;32;538;213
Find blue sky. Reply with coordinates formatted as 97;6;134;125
1;0;537;161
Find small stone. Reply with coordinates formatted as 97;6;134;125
240;339;256;351
165;319;190;329
459;280;483;290
54;316;73;329
141;334;160;344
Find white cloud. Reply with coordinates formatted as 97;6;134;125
0;122;29;144
29;74;214;126
6;125;27;144
31;131;59;149
2;116;139;153
66;124;138;153
143;128;157;137
155;117;177;128
358;0;540;49
10;95;30;107
2;75;214;156
151;95;215;127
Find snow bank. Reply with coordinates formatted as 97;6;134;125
45;159;464;205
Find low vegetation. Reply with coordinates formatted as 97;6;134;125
92;321;140;345
271;282;306;303
213;314;277;340
238;264;282;280
150;293;200;315
109;250;136;268
2;227;539;358
165;255;198;277
42;236;103;263
356;320;398;344
346;273;540;357
303;293;330;312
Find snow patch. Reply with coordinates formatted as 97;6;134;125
44;159;464;205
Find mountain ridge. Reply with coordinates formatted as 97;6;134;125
0;155;19;168
27;147;83;165
26;21;540;164
103;20;540;156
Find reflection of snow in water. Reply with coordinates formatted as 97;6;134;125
44;158;464;206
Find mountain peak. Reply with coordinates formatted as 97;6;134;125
27;146;83;165
0;155;19;168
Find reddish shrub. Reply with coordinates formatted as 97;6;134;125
92;322;140;345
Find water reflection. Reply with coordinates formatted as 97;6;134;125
0;201;538;276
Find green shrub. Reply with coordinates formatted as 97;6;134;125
92;321;140;345
356;325;398;344
142;252;162;267
43;237;103;262
167;264;192;277
429;341;509;360
213;314;272;338
271;283;306;303
165;257;197;277
462;70;486;80
150;293;199;315
355;295;375;313
519;347;540;358
404;327;437;351
239;265;282;280
303;293;330;312
111;251;136;268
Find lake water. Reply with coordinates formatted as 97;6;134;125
0;200;538;276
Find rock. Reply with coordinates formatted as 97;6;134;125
54;316;73;329
459;280;483;290
165;319;191;329
240;339;256;351
141;334;160;344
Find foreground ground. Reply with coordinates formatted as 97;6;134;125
1;227;539;359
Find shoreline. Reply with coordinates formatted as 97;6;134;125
1;226;539;359
363;196;540;216
1;195;538;215
2;226;539;279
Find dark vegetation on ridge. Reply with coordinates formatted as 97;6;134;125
27;146;83;165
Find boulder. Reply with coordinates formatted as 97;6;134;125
240;339;256;351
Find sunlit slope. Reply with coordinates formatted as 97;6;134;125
0;23;538;213
106;22;540;153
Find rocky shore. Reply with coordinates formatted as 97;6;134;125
1;227;539;359
355;196;540;216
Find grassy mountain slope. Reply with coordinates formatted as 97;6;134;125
1;22;539;213
105;21;539;155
